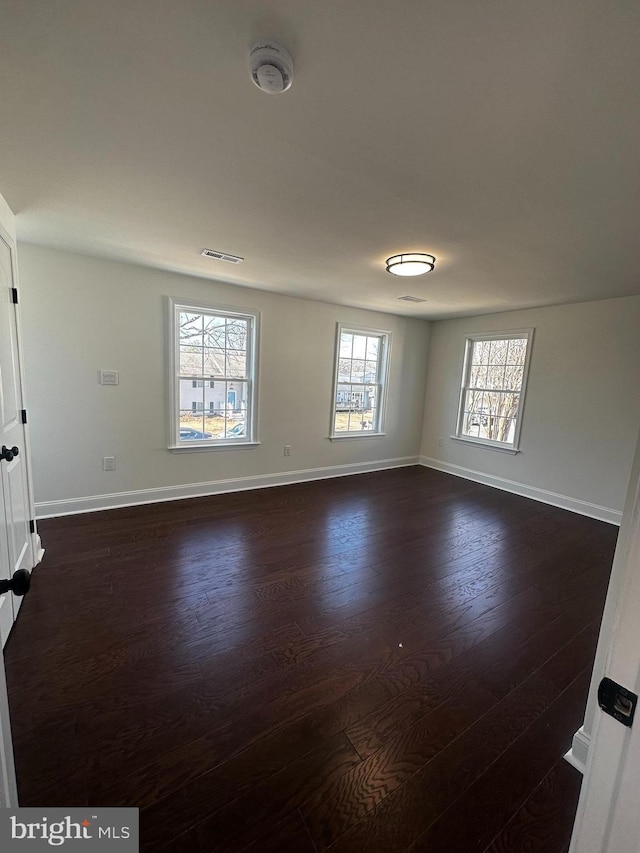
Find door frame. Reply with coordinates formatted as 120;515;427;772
569;426;640;850
0;214;43;572
0;192;42;806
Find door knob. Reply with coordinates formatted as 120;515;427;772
0;569;31;596
0;446;19;462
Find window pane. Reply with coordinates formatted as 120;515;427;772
339;333;353;358
461;390;489;438
174;305;256;445
224;417;246;439
335;383;362;432
351;359;366;382
470;365;488;389
226;351;247;378
484;363;507;390
458;335;529;448
332;328;388;437
334;411;349;433
488;339;508;366
352;335;366;359
364;360;378;381
205;410;226;440
179;348;203;376
336;384;359;411
179;377;203;410
364;386;379;431
465;389;486;415
227;319;248;351
179;312;203;346
204;378;224;415
203;315;226;348
203;348;226;376
472;340;490;366
507;338;528;366
504;365;524;391
338;358;351;382
363;407;376;430
178;378;208;440
462;391;520;441
366;337;379;361
334;382;380;433
462;411;483;437
496;392;520;419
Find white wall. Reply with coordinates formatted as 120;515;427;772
17;244;430;515
419;297;640;521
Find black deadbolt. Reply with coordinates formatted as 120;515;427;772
598;677;638;728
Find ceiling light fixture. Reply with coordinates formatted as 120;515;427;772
386;253;436;277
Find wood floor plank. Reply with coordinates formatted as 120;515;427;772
140;732;358;851
305;624;597;851
408;670;591;853
482;759;582;853
324;668;589;853
4;467;616;851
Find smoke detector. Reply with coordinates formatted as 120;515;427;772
249;41;294;94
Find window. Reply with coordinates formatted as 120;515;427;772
330;324;390;437
455;330;533;451
169;299;259;447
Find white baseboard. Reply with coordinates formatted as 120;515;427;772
35;456;419;518
419;457;622;526
564;726;590;774
34;533;44;565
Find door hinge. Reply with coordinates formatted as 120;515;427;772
29;519;35;534
11;287;18;304
21;409;27;424
598;677;638;728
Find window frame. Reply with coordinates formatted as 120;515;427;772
167;297;260;451
453;328;534;453
329;323;391;440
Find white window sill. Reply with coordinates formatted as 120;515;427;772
329;432;386;441
449;436;520;455
168;441;260;453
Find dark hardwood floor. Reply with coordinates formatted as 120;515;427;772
4;467;617;852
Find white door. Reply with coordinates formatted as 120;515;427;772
0;227;33;648
569;429;640;851
0;192;41;808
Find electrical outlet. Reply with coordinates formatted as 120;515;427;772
103;456;116;471
284;445;291;457
437;437;444;447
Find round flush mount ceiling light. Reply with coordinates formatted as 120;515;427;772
385;253;436;276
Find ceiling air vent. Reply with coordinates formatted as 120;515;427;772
398;295;427;303
201;249;244;264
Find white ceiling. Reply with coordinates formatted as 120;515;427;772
1;0;639;318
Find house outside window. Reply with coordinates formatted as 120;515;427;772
330;324;390;438
169;298;259;447
455;330;533;451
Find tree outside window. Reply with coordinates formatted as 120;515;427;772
456;331;533;450
169;299;258;447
